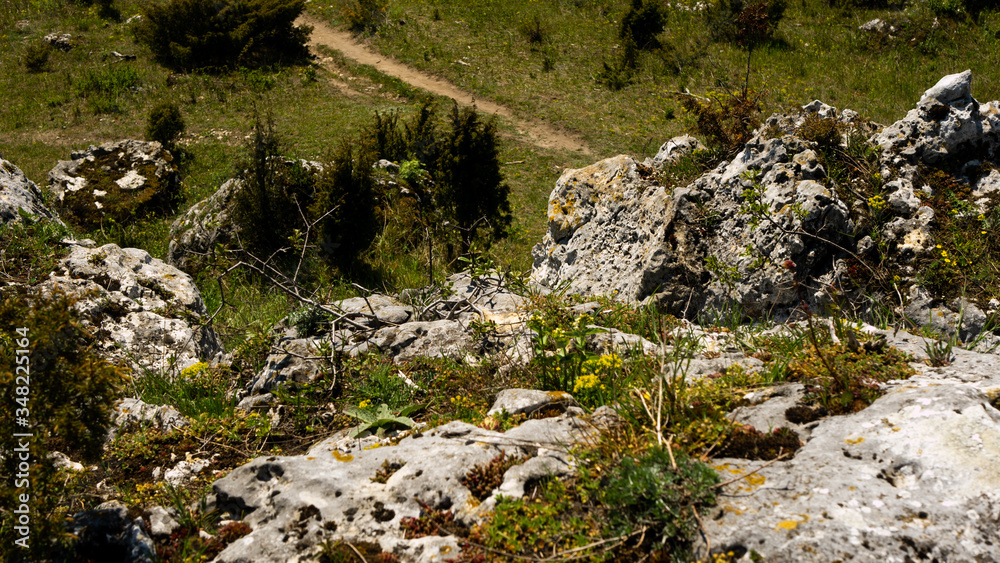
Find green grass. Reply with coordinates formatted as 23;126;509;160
314;0;1000;160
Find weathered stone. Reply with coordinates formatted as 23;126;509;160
585;327;658;356
644;134;706;169
919;69;973;106
43;32;73;51
48;140;181;229
38;243;224;374
698;382;1000;561
368;319;473;363
210;414;596;563
486;389;579;417
0;156;61;225
147;506;180;538
70;501;155;563
107;398;190;442
164;457;212;486
531;155;709;315
248;337;333;395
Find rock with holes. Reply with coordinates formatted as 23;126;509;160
209;413;596;563
695;330;1000;561
47;140;180;230
37;242;223;373
0;155;62;225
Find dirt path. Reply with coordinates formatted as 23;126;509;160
298;15;592;155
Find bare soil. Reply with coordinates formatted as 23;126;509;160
298;14;592;155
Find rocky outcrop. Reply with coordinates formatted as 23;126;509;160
533;71;1000;329
210;412;595;563
697;328;1000;561
530;154;710;314
1;155;61;225
48;140;180;229
243;272;532;401
37;242;224;374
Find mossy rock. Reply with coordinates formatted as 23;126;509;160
47;140;181;229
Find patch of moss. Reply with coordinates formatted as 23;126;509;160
57;151;180;230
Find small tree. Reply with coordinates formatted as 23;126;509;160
311;141;380;269
707;0;787;95
146;101;185;148
434;103;512;257
135;0;311;70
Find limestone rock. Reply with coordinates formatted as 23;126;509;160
644;134;706;169
210;414;596;563
146;506;180;539
48;140;180;229
43;32;73;51
166;178;241;271
531;155;709;314
38;243;224;373
920;69;973;106
69;501;155;563
107;397;190;442
486;388;580;417
0;156;61;225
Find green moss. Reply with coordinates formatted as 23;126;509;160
57;151;180;230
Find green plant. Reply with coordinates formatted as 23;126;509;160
0;289;126;561
601;447;719;552
343;402;426;438
312;139;381;269
461;452;529;501
343;0;389;34
133;362;236;419
75;63;142;114
135;0;311;70
620;0;665;50
924;335;956;367
146;101;186;148
23;42;51;73
434;103;512;257
677;89;763;157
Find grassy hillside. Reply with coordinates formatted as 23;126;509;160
314;0;1000;157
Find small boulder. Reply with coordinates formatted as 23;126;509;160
0;156;61;225
48;140;180;230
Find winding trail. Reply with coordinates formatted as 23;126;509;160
298;14;592;155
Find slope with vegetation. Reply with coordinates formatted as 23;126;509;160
2;0;1000;561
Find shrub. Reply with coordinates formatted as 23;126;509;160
23;42;51;73
135;0;311;70
601;447;719;551
311;140;380;269
677;89;763;156
708;0;787;49
146;101;185;148
433;103;512;256
343;0;389;34
0;289;126;560
620;0;665;50
231;113;320;262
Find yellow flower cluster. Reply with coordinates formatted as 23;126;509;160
573;374;603;393
867;194;887;212
450;395;476;409
358;399;372;409
180;362;208;379
582;353;622;374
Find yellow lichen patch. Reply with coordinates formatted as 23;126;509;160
845;436;865;445
745;473;766;487
332;451;354;462
546;391;572;402
306;457;316;460
776;514;810;531
721;504;744;516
